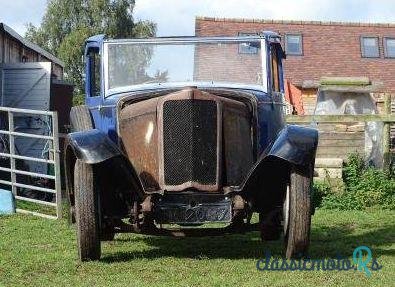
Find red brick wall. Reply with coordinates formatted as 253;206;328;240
196;17;395;93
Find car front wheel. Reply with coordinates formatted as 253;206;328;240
284;164;312;259
74;159;101;261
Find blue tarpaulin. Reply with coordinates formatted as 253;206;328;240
0;188;15;214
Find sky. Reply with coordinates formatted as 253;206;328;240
1;0;395;36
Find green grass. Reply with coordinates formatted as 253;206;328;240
15;200;57;217
0;210;394;287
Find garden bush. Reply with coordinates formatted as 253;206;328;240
314;153;395;210
73;93;85;106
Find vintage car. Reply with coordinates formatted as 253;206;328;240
65;32;318;261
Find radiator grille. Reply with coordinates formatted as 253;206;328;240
163;99;217;186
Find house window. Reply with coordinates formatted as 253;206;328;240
361;37;379;58
384;37;395;58
285;34;303;56
238;32;259;54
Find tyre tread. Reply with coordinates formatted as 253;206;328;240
285;165;312;259
70;105;93;132
75;160;101;261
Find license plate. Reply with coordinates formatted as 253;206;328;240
155;196;232;224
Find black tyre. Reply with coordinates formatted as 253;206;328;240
74;159;101;261
68;105;93;223
284;165;312;259
70;105;93;132
101;232;115;241
259;210;281;241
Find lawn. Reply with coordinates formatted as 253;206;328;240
0;209;394;287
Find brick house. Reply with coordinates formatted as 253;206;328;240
195;17;395;114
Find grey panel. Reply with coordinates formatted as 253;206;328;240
0;63;52;175
0;62;51;110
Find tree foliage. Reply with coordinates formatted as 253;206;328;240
26;0;156;93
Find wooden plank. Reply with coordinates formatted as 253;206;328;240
0;31;3;64
318;139;364;147
317;146;361;152
319;76;370;86
391;95;395;150
316;152;361;158
319;136;364;141
383;94;391;169
287;114;395;123
316;146;361;155
315;167;342;179
315;158;343;168
316;154;358;159
318;132;364;140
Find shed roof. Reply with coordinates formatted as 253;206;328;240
0;23;64;67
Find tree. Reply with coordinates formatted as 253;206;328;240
26;0;156;94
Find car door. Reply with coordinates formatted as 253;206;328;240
269;42;286;129
85;45;103;131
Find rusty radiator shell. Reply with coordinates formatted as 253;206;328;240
118;88;254;193
157;88;222;192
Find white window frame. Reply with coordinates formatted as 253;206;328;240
360;36;380;58
285;34;303;56
384;37;395;58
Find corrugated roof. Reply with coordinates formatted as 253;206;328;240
0;23;64;67
196;16;395;28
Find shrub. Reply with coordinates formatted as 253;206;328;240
317;153;395;210
73;94;85;106
342;153;365;192
312;181;332;209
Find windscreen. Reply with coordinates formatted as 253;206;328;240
106;40;263;92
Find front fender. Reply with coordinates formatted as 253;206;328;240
236;125;318;197
267;125;318;166
66;129;121;164
64;129;145;217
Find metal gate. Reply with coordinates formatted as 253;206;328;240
0;106;62;219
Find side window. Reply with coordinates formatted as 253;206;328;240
270;45;281;93
285;34;303;56
238;32;259;54
384;37;395;58
87;48;101;97
360;37;379;58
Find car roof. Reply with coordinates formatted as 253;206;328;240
86;31;281;45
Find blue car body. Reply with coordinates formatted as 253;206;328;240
65;32;318;226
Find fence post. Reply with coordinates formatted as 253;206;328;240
52;112;62;219
7;112;17;196
383;93;391;170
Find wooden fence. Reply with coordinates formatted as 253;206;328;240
286;113;395;169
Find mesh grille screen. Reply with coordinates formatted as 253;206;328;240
163;99;217;186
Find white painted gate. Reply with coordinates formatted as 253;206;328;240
0;63;62;219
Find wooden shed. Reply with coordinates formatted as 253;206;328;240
0;23;73;178
0;23;72;131
0;23;64;79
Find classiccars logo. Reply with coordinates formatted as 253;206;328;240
256;246;382;276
